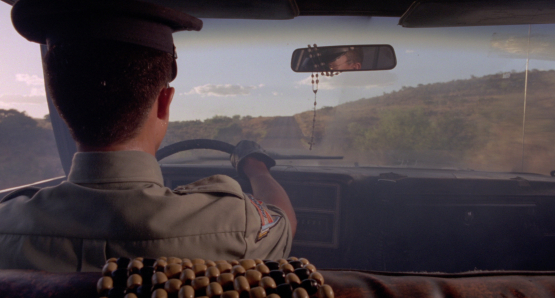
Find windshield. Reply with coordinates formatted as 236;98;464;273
3;2;555;274
2;7;555;189
0;3;62;190
160;17;555;175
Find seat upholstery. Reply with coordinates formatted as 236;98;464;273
1;269;555;297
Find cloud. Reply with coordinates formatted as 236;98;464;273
29;88;46;97
0;94;49;118
15;74;46;97
297;72;398;90
180;83;262;97
16;74;44;86
489;33;555;61
0;94;47;104
1;74;48;118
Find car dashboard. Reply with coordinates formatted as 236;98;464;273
161;164;555;273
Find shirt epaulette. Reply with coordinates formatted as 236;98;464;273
1;187;40;203
172;174;244;199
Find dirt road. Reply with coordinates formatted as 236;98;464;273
259;116;306;150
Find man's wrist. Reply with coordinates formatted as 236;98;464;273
241;157;271;179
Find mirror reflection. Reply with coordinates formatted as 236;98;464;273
291;44;397;72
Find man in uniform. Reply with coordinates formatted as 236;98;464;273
328;48;363;71
0;0;296;272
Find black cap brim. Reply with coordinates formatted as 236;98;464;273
11;0;203;55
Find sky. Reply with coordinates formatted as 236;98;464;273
0;2;47;118
2;2;555;120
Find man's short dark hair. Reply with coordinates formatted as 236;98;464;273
44;41;173;147
344;49;363;65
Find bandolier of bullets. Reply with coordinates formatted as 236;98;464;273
97;257;335;298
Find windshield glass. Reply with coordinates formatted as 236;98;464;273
2;2;555;274
163;17;555;175
0;3;63;190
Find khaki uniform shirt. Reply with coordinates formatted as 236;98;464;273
0;151;292;272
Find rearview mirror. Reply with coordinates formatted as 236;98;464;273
291;44;397;72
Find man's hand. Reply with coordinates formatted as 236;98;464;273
230;140;275;179
230;141;297;237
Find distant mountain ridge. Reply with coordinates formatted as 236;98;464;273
294;69;555;173
3;70;554;190
161;69;555;174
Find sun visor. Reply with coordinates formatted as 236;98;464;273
399;0;555;28
140;0;299;20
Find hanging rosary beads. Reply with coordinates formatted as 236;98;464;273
309;72;319;150
306;44;341;150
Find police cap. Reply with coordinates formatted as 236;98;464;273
11;0;202;80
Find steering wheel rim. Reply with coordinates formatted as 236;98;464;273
155;139;235;161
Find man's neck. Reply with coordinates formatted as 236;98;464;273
76;88;171;158
77;141;157;157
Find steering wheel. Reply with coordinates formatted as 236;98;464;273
155;139;235;161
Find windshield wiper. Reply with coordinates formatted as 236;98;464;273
270;153;343;160
197;153;343;161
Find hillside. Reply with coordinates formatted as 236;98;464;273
298;70;555;173
2;70;555;190
163;69;555;174
0;110;63;190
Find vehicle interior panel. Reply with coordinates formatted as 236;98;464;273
160;165;555;273
3;269;555;298
3;0;555;296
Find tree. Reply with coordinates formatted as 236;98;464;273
0;109;63;189
348;108;480;164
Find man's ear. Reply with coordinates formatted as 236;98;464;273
157;87;175;120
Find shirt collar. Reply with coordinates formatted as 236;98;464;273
67;151;164;187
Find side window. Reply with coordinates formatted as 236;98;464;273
0;3;63;190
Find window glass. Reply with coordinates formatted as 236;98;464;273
0;3;63;190
165;18;555;175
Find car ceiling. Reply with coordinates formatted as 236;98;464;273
2;0;555;27
2;0;415;17
296;0;415;17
